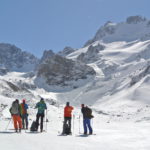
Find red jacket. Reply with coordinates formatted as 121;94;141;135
64;106;74;117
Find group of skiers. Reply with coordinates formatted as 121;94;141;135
9;99;28;132
9;98;47;133
9;98;94;135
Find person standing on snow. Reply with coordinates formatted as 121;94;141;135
62;102;74;135
35;98;47;132
20;99;29;129
10;99;22;132
81;104;93;135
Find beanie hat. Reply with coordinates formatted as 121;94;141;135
81;104;84;107
66;102;69;106
22;99;26;103
41;98;44;101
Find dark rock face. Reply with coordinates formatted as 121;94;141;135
37;54;95;86
77;44;105;63
126;16;146;24
130;64;150;86
58;47;75;57
40;50;55;63
0;43;39;72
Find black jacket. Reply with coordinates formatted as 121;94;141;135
81;107;93;119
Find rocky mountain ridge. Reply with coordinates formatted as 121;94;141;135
0;43;39;72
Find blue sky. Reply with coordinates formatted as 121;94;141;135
0;0;149;57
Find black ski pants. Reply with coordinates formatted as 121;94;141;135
36;113;44;131
63;117;72;134
22;114;28;129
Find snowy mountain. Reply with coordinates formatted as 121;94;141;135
1;15;150;124
0;43;39;72
60;16;150;123
85;16;150;46
35;50;96;91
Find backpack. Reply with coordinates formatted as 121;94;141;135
85;107;94;119
30;121;39;132
10;101;19;115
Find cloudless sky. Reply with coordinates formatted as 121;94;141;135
0;0;149;57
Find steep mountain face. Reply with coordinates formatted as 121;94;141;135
35;50;95;90
0;43;39;72
84;16;150;46
76;44;105;63
40;50;55;63
58;46;75;57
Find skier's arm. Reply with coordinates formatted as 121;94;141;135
25;104;28;109
9;107;12;115
35;103;38;109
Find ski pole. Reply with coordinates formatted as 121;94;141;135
91;118;93;127
72;114;75;135
45;109;48;132
79;115;80;134
5;117;12;131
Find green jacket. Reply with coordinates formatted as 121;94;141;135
35;101;47;114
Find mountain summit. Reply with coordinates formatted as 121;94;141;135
85;16;150;46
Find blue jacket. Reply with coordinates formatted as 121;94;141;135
35;101;47;114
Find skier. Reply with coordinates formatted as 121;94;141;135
20;99;29;129
81;104;93;135
62;102;74;135
35;98;47;132
10;99;22;132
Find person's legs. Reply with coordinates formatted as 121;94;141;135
68;117;71;133
40;114;44;132
22;114;25;129
36;114;40;130
83;119;87;134
12;115;18;131
25;114;28;129
17;115;22;131
87;119;93;134
62;117;67;134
